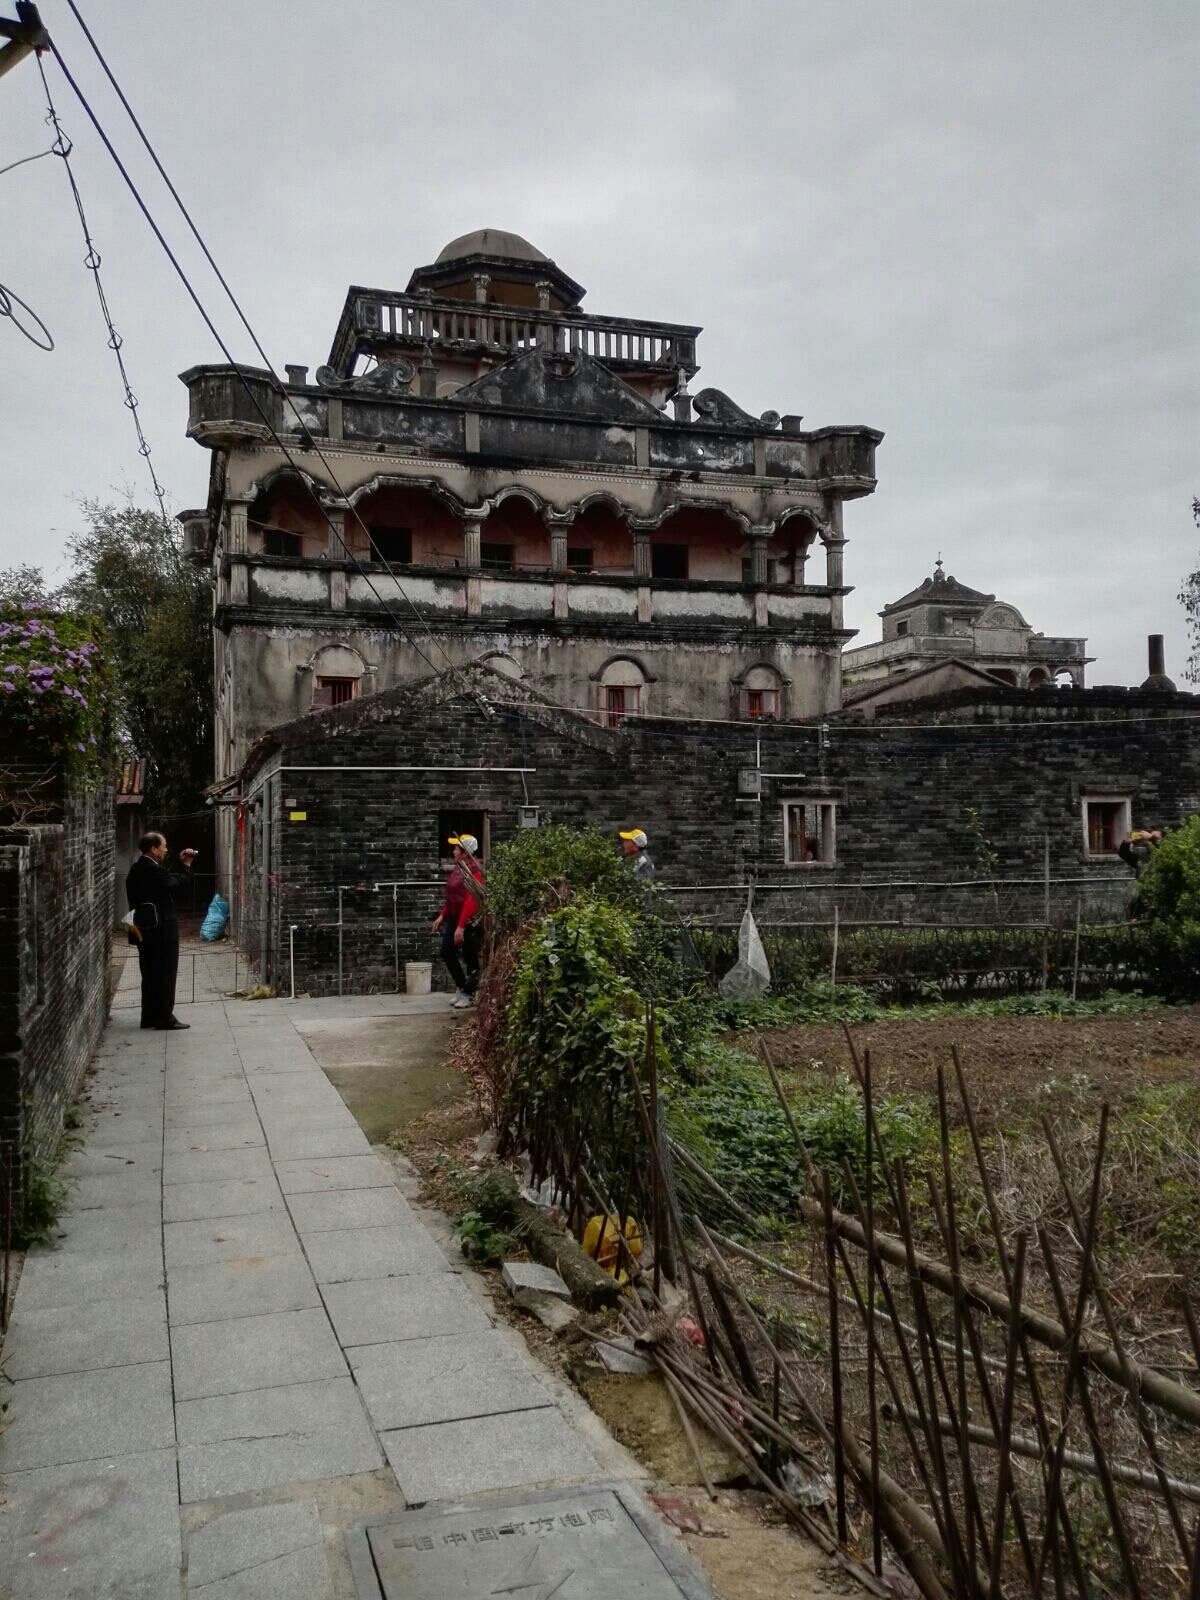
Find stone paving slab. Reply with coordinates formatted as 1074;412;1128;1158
168;1254;321;1326
0;1448;182;1600
164;1121;266;1155
190;1542;332;1600
348;1332;552;1431
324;1274;492;1348
170;1308;346;1401
303;1224;450;1284
176;1377;382;1503
164;1211;302;1268
380;1408;600;1503
1;1361;175;1471
274;1154;394;1194
162;1174;285;1224
262;1123;372;1160
287;1186;413;1235
14;1246;166;1311
165;1101;259;1131
62;1137;163;1176
68;1168;164;1210
185;1497;322;1586
2;1293;168;1380
47;1203;164;1254
162;1146;276;1186
357;1484;716;1600
87;1115;165;1148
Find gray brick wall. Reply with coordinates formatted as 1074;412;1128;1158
236;684;1200;996
0;780;115;1204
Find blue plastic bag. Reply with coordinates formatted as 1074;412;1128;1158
200;893;230;942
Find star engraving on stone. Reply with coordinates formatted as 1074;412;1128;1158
488;1540;574;1598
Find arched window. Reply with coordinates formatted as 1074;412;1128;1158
248;474;327;559
352;484;462;567
736;664;785;721
309;644;367;710
596;658;646;728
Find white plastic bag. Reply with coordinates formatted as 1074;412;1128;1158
718;908;771;999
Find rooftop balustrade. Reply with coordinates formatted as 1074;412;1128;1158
329;290;700;378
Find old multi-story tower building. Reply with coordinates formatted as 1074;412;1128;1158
842;559;1090;694
180;230;881;874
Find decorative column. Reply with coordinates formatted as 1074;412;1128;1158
461;508;487;617
419;343;437;398
472;273;490;304
536;280;553;311
747;524;774;586
227;500;249;555
545;509;575;621
323;501;350;561
629;517;654;624
824;535;847;630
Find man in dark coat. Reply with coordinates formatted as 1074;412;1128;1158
126;832;197;1030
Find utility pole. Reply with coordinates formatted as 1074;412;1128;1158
0;2;47;82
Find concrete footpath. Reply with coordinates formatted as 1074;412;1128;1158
0;989;636;1599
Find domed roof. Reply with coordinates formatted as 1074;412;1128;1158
435;229;548;265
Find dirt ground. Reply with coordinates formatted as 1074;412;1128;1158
753;1005;1200;1124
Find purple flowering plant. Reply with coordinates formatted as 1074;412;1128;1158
0;604;115;775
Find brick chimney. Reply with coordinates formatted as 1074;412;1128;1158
1141;633;1176;692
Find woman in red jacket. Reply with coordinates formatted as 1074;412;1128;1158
431;833;485;1007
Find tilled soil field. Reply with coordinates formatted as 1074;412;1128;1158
751;1005;1200;1123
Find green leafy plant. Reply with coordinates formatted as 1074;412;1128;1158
457;1210;515;1264
17;1156;72;1248
487;823;644;938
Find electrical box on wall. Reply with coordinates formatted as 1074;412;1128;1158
517;805;540;829
738;768;762;795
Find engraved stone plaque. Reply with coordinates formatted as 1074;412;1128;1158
351;1484;713;1600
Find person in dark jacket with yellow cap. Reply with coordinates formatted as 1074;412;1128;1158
619;826;655;882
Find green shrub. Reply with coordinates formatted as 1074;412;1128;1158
1135;816;1200;923
503;896;660;1176
487;823;643;937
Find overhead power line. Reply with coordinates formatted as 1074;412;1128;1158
51;7;477;696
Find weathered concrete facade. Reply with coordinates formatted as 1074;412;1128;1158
180;231;882;893
235;666;1200;996
843;560;1090;693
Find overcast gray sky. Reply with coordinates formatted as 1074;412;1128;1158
4;1;1197;685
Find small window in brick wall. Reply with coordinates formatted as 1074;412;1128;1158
1082;796;1131;857
895;619;909;637
784;800;836;866
313;676;358;709
744;688;780;721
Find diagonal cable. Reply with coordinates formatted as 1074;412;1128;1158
54;5;482;693
36;53;170;530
